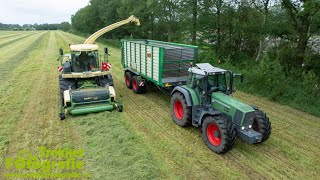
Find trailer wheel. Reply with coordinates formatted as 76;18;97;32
132;76;146;94
125;71;133;89
202;116;236;154
170;92;191;127
252;109;271;143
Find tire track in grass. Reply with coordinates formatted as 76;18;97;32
57;31;170;179
0;31;84;179
0;32;39;49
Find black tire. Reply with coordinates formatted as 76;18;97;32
125;71;133;89
170;92;191;127
60;112;66;120
132;76;146;94
59;76;76;106
202;116;236;154
99;74;114;87
252;108;271;143
118;105;123;112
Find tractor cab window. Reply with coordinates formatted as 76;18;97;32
208;73;228;92
192;73;205;90
71;51;99;72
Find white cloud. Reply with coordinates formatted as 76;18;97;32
0;0;90;25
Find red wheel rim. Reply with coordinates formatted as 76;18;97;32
132;79;137;91
173;100;184;120
207;124;221;146
125;75;130;86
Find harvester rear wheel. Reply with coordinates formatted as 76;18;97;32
252;108;271;143
125;71;133;89
170;92;191;127
202;116;236;154
132;76;146;94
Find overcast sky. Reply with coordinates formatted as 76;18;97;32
0;0;90;25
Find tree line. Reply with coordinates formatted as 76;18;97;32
0;22;71;31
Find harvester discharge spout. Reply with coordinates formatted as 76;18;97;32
83;15;140;44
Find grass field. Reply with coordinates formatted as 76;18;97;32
0;30;319;179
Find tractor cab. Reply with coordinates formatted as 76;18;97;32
188;63;242;98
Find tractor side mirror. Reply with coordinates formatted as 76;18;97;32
104;47;108;54
59;48;64;56
234;74;244;83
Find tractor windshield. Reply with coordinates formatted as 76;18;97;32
208;73;229;92
71;50;99;72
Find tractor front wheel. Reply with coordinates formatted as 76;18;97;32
125;71;133;89
170;92;191;127
202;116;236;154
252;109;271;143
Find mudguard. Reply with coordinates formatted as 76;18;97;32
171;86;193;107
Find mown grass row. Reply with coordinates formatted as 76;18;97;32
0;32;40;49
0;31;50;164
0;31;84;179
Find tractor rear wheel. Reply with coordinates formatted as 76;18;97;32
125;71;133;89
202;116;236;154
170;92;191;127
132;76;146;94
252;109;271;143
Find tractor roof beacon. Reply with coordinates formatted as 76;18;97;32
57;15;140;120
121;39;271;154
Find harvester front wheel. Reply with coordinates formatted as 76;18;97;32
99;74;114;87
60;112;66;120
170;92;191;127
202;116;236;154
118;105;123;112
59;76;76;106
132;76;146;94
125;71;133;89
252;109;271;143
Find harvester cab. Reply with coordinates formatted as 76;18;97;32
57;15;140;120
171;63;271;153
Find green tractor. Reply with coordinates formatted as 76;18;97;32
170;63;271;154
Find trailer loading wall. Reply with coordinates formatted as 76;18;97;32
121;39;198;87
